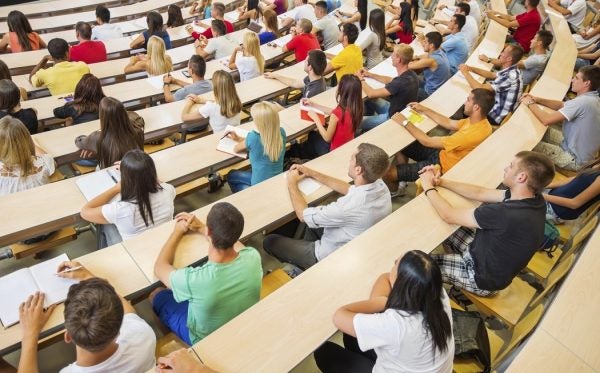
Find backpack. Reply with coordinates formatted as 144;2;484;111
452;309;491;373
539;220;560;258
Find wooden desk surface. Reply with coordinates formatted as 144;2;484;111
0;0;130;19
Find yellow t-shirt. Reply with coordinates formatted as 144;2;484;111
330;44;363;82
31;61;90;96
439;118;492;172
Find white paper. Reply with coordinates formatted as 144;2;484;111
30;254;79;307
285;172;322;196
146;75;165;90
216;125;250;158
224;10;239;23
300;103;325;115
75;169;120;201
273;33;293;47
364;60;396;89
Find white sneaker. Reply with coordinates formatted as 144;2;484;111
391;182;408;198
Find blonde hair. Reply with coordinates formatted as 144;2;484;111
0;116;36;177
213;70;242;118
251;102;283;162
243;32;264;74
394;43;414;65
146;36;173;76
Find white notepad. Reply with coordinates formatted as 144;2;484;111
364;60;397;89
216;125;250;158
285;172;323;196
75;169;121;201
273;34;293;47
146;75;166;90
0;254;79;328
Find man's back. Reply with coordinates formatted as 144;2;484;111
439;118;492;172
315;16;339;50
560;91;600;165
70;41;107;64
91;23;124;41
31;61;90;95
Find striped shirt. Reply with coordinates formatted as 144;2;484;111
489;65;523;124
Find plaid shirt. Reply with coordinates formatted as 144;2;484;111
489;65;523;124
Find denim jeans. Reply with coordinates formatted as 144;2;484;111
227;170;252;193
360;98;390;133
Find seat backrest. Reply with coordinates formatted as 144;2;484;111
494;305;545;364
561;215;598;260
529;254;575;308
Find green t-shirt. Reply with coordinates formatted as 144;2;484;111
170;247;262;344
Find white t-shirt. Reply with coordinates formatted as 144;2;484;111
91;23;124;41
101;182;175;240
198;101;241;133
236;55;261;81
462;15;478;51
291;4;317;23
353;291;454;373
60;313;156;373
315;16;340;50
466;0;481;26
204;35;238;59
561;0;587;28
0;154;55;196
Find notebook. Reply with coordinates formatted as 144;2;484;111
0;254;79;328
284;171;322;196
75;168;121;201
216;125;250;158
300;104;326;123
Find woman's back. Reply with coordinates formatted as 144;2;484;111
247;127;286;185
0;153;54;195
9;31;41;52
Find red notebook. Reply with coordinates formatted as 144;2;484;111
300;104;326;123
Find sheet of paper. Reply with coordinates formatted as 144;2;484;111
146;75;165;90
216;125;250;158
273;33;293;47
364;60;396;89
75;169;120;201
31;254;79;307
285;172;322;196
0;268;38;328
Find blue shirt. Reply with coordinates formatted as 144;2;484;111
423;49;450;95
442;33;469;75
246;127;286;185
258;31;277;45
143;30;172;50
549;170;600;220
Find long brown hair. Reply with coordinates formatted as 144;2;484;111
262;9;281;37
212;70;242;118
7;11;34;51
70;74;105;116
97;97;143;169
0;116;36;177
336;75;363;133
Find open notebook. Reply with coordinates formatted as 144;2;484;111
0;254;79;328
300;104;326;123
216;125;250;158
75;168;121;201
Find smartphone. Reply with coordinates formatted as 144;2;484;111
63;96;74;102
182;70;191;78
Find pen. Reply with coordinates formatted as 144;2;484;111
56;266;82;275
108;170;118;184
220;131;231;140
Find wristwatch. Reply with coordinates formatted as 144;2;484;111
402;119;409;127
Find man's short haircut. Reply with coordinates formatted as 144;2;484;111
189;55;206;77
211;19;226;36
342;23;359;44
355;143;390;183
579;65;600;91
394;43;414;64
47;38;69;60
299;18;313;33
64;278;124;353
471;88;495;115
307;49;327;75
425;32;443;49
315;0;328;11
537;29;553;49
456;2;470;15
528;0;541;7
212;2;226;16
95;5;111;23
76;21;93;40
453;14;466;30
506;44;524;64
207;202;244;249
515;151;555;194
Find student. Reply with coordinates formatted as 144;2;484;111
181;70;242;133
264;49;328;99
281;0;317;28
238;0;260;23
420;151;555;296
291;74;363;159
548;0;586;31
16;264;155;372
409;32;450;100
130;11;172;50
0;79;38;134
258;9;281;44
386;0;419;25
0;117;54;196
124;36;173;75
335;0;375;31
259;0;287;15
431;2;477;51
437;0;481;29
229;32;265;81
574;22;600;49
80;149;175;243
151;203;263;345
359;9;386;69
458;44;524;125
190;0;213;19
0;60;27;101
480;30;552;86
521;65;600;171
167;4;185;28
189;2;234;40
283;18;321;62
92;5;124;41
196;20;238;60
441;14;469;75
29;38;90;96
0;10;46;53
163;55;213;103
486;0;541;52
263;143;392;270
53;73;106;126
383;89;494;194
544;159;600;223
75;97;144;169
358;43;419;132
157;349;217;373
226;102;286;192
313;1;339;50
324;23;363;82
70;22;107;64
385;2;414;45
314;251;454;373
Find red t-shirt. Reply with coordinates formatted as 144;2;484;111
69;40;107;64
396;22;414;45
514;8;541;53
330;106;354;151
198;20;234;39
285;33;320;62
